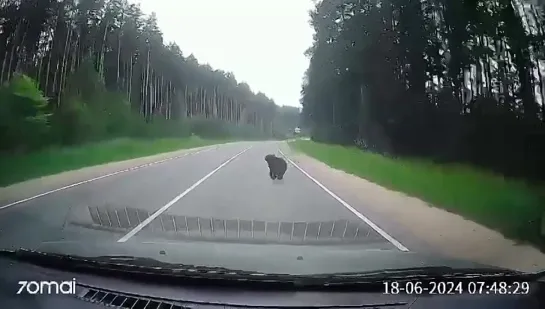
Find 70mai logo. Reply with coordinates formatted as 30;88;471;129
16;279;77;295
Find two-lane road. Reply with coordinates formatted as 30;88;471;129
0;141;403;252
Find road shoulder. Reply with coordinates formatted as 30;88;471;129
281;143;545;272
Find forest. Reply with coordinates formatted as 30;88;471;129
301;0;545;182
0;0;301;155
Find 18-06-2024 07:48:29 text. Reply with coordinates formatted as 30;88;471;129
382;280;531;295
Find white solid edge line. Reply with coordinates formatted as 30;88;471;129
278;149;410;252
0;146;216;211
117;146;253;242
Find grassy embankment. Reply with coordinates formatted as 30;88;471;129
0;136;233;187
290;140;545;249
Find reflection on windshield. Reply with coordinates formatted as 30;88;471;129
0;0;544;278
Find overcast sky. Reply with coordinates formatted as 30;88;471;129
131;0;315;107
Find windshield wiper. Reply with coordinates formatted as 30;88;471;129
0;248;278;278
1;248;331;287
2;249;542;289
0;248;388;290
0;248;347;289
310;266;545;284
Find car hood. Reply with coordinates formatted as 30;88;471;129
33;239;508;276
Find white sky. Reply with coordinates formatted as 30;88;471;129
132;0;315;107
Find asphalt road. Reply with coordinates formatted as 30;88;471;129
0;141;400;252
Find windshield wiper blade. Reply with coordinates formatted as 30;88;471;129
2;248;345;288
90;255;282;276
0;249;383;288
0;248;291;280
319;266;545;282
0;249;399;290
5;249;542;288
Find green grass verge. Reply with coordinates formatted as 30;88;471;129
290;140;545;249
0;136;235;187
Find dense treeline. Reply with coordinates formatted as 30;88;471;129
302;0;545;181
0;0;300;153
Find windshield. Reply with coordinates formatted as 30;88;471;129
0;0;544;280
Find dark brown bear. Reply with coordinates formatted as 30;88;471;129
264;154;287;180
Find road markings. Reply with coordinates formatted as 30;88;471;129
278;150;409;252
0;146;217;211
117;146;252;242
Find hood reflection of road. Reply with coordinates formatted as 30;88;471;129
66;205;387;246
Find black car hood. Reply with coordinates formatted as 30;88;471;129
33;239;507;276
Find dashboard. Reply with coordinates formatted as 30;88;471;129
0;255;543;309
